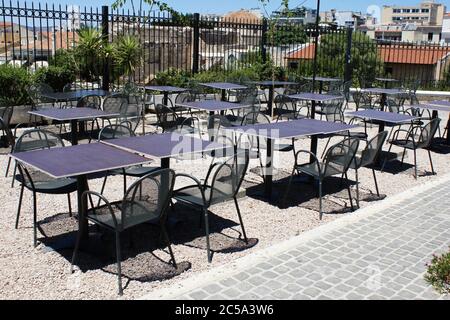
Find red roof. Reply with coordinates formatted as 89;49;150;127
378;45;450;65
285;44;316;60
285;43;450;65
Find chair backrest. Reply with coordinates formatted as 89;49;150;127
241;111;270;126
358;131;388;168
76;94;101;109
120;168;176;229
417;118;441;148
207;114;233;141
323;98;345;122
155;103;179;132
0;105;13;128
14;128;65;153
207;150;249;205
103;94;128;115
175;91;193;105
323;137;360;176
98;123;134;141
14;128;65;188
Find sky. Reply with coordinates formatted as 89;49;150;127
29;0;450;15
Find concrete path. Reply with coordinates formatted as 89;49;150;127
142;174;450;300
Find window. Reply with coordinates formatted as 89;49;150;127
412;9;419;13
393;9;401;13
422;9;429;13
403;9;411;13
428;33;433;41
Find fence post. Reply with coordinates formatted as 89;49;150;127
344;27;353;84
101;5;110;90
261;18;268;64
192;13;200;74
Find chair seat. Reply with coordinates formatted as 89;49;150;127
389;139;417;150
295;162;342;179
111;165;160;177
16;175;77;194
174;183;230;207
87;200;160;230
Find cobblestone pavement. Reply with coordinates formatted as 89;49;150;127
144;176;450;300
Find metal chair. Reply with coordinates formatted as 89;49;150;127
283;137;360;220
385;118;440;179
14;129;77;247
71;169;177;295
155;103;196;133
0;105;14;148
349;131;388;207
97;124;160;196
102;94;129;125
173;150;250;263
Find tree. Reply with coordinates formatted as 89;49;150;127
315;31;383;85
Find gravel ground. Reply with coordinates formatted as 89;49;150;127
0;101;449;300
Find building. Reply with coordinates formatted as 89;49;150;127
442;13;450;43
381;1;446;26
364;23;443;43
271;6;317;25
284;42;450;83
320;10;373;29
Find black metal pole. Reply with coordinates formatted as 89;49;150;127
261;18;268;64
311;0;321;94
101;5;110;91
344;27;353;84
192;13;200;74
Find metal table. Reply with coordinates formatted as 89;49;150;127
200;82;247;101
360;88;406;112
100;132;225;169
224;119;357;198
375;77;399;89
28;108;119;145
10;143;151;246
177;100;251;116
41;89;110;103
143;85;187;106
252;81;297;117
303;76;341;93
347;109;417;133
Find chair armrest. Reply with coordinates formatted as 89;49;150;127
81;190;118;227
391;128;418;148
174;173;208;206
294;149;321;175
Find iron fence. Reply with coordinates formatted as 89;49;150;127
0;1;449;91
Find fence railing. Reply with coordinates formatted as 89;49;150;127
0;1;449;91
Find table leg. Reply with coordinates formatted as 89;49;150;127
161;157;170;169
77;174;89;246
264;138;273;199
319;81;323;94
447;116;450;145
221;89;226;102
268;87;274;118
380;93;386;112
163;92;169;106
70;119;78;146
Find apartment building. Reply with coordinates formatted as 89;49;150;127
381;1;446;26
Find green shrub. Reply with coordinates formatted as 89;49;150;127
154;68;191;87
34;66;76;91
49;49;78;72
0;64;32;105
425;248;450;294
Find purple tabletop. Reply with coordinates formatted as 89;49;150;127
28;108;119;121
429;100;450;108
200;82;247;90
10;143;151;179
224;119;357;140
361;88;405;95
253;81;297;87
347;110;417;124
177;100;251;112
287;93;343;102
42;89;110;101
410;104;450;112
101;133;225;159
303;76;341;82
143;86;187;93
